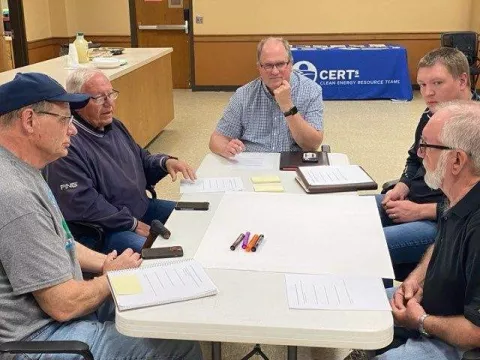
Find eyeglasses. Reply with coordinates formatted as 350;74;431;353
36;111;74;126
259;61;290;71
90;90;119;105
417;138;453;156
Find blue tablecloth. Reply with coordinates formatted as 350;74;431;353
291;45;413;101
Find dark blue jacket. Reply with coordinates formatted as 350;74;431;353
45;113;170;231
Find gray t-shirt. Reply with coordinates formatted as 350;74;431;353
0;146;83;343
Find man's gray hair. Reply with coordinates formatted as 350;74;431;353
0;101;51;127
256;37;293;63
418;47;470;86
66;68;105;93
439;101;480;175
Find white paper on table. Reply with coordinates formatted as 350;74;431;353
180;177;244;193
300;165;373;186
285;273;390;311
194;192;394;279
225;153;275;170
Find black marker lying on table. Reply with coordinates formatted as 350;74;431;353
230;233;244;250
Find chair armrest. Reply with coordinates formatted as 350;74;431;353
147;185;157;199
463;348;480;360
381;179;399;194
0;341;94;360
67;221;105;253
321;144;331;153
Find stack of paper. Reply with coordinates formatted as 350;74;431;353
251;175;284;192
108;259;218;311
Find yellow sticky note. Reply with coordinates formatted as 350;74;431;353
253;183;285;192
110;274;143;295
250;176;281;184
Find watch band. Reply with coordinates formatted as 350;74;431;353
418;313;431;337
283;106;298;117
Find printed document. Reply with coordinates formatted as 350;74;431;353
285;273;390;311
300;165;373;186
225;153;275;170
180;177;244;193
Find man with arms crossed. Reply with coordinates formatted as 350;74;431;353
374;101;480;359
209;37;324;158
0;73;201;359
376;47;479;274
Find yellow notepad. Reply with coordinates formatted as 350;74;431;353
250;176;281;184
253;183;285;192
110;274;143;295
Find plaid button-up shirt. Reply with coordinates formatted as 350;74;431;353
216;71;324;152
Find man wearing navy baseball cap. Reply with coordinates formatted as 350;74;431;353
0;72;201;358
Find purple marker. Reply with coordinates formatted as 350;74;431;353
242;231;250;249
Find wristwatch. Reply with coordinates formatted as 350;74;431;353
283;106;298;117
418;313;431;337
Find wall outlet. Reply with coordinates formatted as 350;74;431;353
196;16;203;24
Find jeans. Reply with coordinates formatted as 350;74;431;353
375;194;437;265
79;198;176;254
22;299;202;360
373;288;463;360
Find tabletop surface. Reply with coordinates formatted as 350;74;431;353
115;153;394;349
0;47;173;85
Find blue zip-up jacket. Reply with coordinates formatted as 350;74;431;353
45;113;170;232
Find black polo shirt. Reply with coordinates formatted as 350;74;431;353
421;181;480;326
400;92;480;205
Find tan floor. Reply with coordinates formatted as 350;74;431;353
146;90;427;360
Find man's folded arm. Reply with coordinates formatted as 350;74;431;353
289;91;324;151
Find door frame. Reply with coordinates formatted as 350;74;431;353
7;0;29;67
128;0;195;88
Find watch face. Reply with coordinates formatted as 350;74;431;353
284;106;298;117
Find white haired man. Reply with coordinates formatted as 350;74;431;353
375;101;480;359
0;72;201;359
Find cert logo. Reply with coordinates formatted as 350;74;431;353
293;61;318;82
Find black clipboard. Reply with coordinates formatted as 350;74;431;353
279;151;329;171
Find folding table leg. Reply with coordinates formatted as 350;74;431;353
211;342;222;360
287;346;297;360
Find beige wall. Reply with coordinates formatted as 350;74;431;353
49;0;68;37
193;0;472;35
23;0;52;41
66;0;130;35
20;0;480;42
471;0;480;33
23;0;130;41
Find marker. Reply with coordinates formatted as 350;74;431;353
242;231;251;249
245;234;259;252
251;234;264;252
230;233;244;251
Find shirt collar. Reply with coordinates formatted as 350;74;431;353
72;111;113;134
449;181;480;219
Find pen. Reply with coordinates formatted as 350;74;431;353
242;231;250;249
230;233;244;251
245;234;259;252
251;234;265;252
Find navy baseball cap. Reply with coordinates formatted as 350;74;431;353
0;72;90;116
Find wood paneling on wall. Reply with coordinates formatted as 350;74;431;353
193;33;442;87
27;36;132;64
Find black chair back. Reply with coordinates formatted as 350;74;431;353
441;31;478;66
